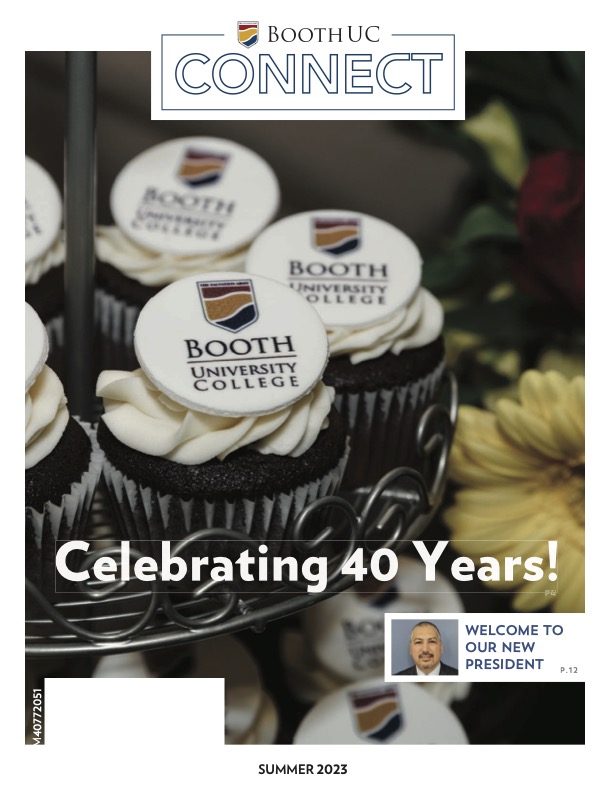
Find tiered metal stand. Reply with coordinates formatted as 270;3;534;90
25;53;458;658
26;373;457;657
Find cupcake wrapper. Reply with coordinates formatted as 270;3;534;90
95;288;141;347
99;440;350;581
334;360;446;491
94;288;141;370
25;421;104;597
45;314;64;353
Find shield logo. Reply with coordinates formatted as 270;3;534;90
238;21;259;48
312;217;360;256
197;279;259;333
348;685;403;743
177;148;228;187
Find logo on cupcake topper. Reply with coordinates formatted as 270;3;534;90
312;217;361;256
348;685;403;742
197;279;259;333
238;21;259;47
177;148;229;187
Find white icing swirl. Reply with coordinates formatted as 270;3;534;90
25;365;69;468
95;226;248;286
327;288;444;364
96;369;334;464
25;235;64;286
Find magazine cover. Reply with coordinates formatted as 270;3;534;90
17;4;597;787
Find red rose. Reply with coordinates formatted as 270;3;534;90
514;149;585;314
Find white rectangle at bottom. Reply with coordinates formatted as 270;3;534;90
44;676;225;748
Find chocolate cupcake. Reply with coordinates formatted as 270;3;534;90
25;304;103;596
96;272;348;565
95;137;280;368
25;157;64;351
245;209;445;490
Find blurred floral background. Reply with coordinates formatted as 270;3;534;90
414;52;585;613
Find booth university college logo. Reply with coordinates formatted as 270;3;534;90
348;686;403;742
177;148;229;187
238;22;259;48
198;280;259;333
312;218;361;255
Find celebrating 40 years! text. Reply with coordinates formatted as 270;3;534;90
54;540;559;594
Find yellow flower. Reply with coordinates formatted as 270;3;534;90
460;100;529;188
444;370;585;612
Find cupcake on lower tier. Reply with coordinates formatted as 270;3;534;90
95;137;280;368
25;304;103;596
245;209;445;490
281;556;468;708
292;677;468;744
95;272;348;575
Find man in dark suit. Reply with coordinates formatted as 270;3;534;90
396;621;458;676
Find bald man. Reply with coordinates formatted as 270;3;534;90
396;621;458;676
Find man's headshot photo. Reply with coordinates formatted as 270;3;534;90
393;620;459;677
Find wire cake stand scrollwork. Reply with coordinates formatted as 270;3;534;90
25;371;458;658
